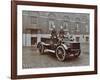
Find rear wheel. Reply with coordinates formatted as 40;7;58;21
38;44;44;55
56;46;66;61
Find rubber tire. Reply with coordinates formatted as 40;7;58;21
56;46;66;61
38;44;44;55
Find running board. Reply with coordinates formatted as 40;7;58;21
44;49;55;53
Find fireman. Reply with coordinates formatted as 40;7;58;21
57;26;65;44
50;25;58;46
50;25;57;40
59;26;65;39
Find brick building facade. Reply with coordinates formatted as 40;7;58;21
22;11;89;46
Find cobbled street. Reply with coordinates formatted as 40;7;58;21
22;43;89;69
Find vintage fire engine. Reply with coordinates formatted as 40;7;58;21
37;33;81;61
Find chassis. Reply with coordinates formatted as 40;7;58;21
37;37;81;61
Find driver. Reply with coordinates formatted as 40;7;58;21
58;26;65;44
59;26;65;39
50;25;58;45
51;25;57;39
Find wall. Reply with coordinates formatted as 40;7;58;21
22;11;89;34
0;0;99;80
22;11;89;46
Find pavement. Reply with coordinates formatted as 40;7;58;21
22;43;89;69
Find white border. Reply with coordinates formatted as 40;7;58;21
17;5;94;75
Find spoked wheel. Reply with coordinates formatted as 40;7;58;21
74;50;81;57
38;44;44;55
56;46;66;61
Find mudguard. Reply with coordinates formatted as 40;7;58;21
61;44;68;50
37;42;50;48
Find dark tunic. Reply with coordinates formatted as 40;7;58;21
59;29;65;38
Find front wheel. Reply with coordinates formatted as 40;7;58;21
56;46;66;61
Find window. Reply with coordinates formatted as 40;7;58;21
31;16;37;24
85;24;89;33
75;18;80;33
76;23;80;32
31;37;37;45
86;37;89;41
63;16;70;22
48;13;56;30
63;16;70;31
63;21;68;30
49;20;55;30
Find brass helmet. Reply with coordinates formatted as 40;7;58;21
60;26;63;29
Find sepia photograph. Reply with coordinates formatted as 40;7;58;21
11;1;97;79
22;11;90;69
